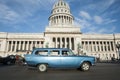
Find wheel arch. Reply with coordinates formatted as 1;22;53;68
80;61;92;67
36;63;49;67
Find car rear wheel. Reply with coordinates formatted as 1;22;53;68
6;61;11;65
80;62;90;71
38;64;47;72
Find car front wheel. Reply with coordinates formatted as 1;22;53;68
38;64;47;72
80;62;90;71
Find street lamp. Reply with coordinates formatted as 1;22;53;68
116;42;120;59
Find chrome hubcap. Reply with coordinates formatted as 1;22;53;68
82;63;89;70
39;64;46;72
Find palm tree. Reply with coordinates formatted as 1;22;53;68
45;42;49;48
77;43;82;55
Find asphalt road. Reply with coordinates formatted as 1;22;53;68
0;63;120;80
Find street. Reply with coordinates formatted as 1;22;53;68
0;63;120;80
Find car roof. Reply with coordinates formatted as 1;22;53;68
33;48;70;51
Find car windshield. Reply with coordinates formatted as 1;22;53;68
69;50;75;55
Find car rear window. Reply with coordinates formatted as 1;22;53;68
49;50;60;56
35;50;48;56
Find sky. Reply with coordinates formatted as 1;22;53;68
0;0;120;34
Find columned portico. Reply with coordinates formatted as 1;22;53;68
6;40;44;53
52;37;75;50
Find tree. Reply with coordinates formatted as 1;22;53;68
45;42;49;48
77;43;82;55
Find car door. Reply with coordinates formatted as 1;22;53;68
47;50;61;68
61;50;79;68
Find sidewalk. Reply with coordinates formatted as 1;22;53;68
97;60;120;64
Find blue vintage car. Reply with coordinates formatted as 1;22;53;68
24;48;96;72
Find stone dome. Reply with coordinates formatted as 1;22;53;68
49;0;74;27
52;0;71;14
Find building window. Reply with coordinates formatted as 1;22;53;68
71;38;74;50
41;41;44;44
53;37;56;48
61;9;63;12
64;3;66;6
67;38;69;49
8;41;11;52
57;38;60;48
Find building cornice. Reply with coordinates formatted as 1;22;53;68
44;32;82;34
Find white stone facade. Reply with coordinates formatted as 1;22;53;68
0;0;120;60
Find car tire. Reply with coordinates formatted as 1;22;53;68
6;61;11;65
38;64;47;72
80;62;90;71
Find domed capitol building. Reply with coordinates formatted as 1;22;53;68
0;0;120;60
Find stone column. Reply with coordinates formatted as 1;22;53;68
18;41;21;51
74;38;77;53
104;42;107;51
95;41;98;52
102;41;105;52
89;41;92;52
70;17;72;24
83;41;85;51
87;41;90;52
14;41;17;52
6;41;9;52
22;41;25;50
63;16;64;24
107;41;109;52
31;41;33;50
84;41;86;51
56;16;58;25
65;37;67;48
109;41;112;51
99;42;101;52
53;17;55;25
26;41;29;51
34;41;37;47
60;37;62;48
39;41;42;48
113;41;116;52
91;42;94;52
10;41;13;52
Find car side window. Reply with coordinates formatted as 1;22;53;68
62;50;68;56
49;50;60;56
35;50;48;56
